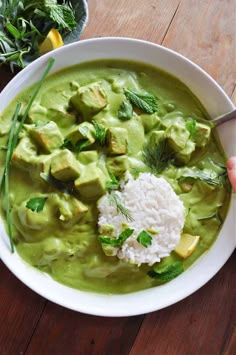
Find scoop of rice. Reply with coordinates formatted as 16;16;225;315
97;173;185;265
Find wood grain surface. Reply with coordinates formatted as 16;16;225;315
0;1;235;354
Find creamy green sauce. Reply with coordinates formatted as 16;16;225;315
0;60;231;294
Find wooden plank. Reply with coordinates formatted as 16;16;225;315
0;66;17;92
0;262;46;354
162;0;236;97
82;0;181;43
25;303;144;355
130;251;236;355
222;326;236;354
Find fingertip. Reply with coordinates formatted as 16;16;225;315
227;157;236;191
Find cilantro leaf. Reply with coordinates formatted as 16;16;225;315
137;230;152;247
26;197;47;212
186;119;196;136
148;261;184;282
92;120;107;146
106;171;119;191
124;88;158;114
118;101;133;121
99;228;134;248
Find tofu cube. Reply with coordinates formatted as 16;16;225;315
107;127;128;155
149;130;165;146
58;195;88;227
106;155;128;178
166;123;190;152
77;150;99;164
30;121;64;153
12;137;37;169
74;163;109;199
70;82;108;118
176;140;196;164
141;113;160;133
66;122;95;146
192;122;211;147
50;149;80;181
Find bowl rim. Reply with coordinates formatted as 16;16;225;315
0;37;235;317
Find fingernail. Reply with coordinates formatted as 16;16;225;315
227;157;236;170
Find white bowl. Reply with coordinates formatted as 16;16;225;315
0;38;235;317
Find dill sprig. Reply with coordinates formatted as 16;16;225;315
0;58;55;252
143;139;175;174
108;191;134;222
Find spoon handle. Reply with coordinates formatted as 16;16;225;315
212;108;236;126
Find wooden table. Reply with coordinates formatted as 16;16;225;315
0;1;235;354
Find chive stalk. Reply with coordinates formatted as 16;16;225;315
4;103;22;252
0;57;55;252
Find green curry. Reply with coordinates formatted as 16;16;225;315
0;60;231;294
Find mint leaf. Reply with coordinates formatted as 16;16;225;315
26;197;47;212
118;101;133;121
148;261;184;282
137;230;152;247
124;89;158;114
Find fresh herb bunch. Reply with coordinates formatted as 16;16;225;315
0;0;77;70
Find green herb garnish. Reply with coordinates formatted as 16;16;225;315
124;88;158;114
143;139;175;174
0;1;76;69
26;197;47;213
92;120;107;146
118;101;133;121
99;227;134;247
178;168;226;187
108;191;134;222
137;230;152;247
148;261;184;282
2;103;22;252
74;139;90;153
106;171;119;190
186;119;196;136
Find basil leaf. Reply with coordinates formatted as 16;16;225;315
26;197;47;213
118;101;133;121
137;230;152;247
124;88;158;114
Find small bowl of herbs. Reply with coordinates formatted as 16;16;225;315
0;0;88;71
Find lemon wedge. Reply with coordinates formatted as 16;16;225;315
39;29;64;55
175;233;200;258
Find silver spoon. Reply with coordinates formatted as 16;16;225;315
211;108;236;126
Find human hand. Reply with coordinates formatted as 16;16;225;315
227;157;236;191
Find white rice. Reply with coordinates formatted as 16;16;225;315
97;173;185;265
